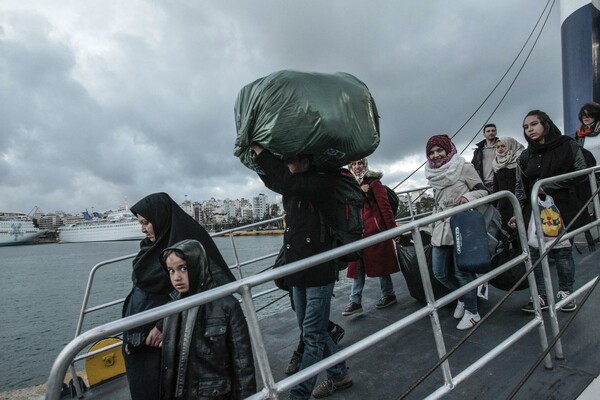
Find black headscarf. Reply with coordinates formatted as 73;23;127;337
160;239;215;296
130;192;235;294
522;110;574;181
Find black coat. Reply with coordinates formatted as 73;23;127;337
493;167;518;227
515;129;588;230
255;150;338;287
123;193;237;400
160;240;256;400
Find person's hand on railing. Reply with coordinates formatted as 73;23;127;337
508;216;517;230
145;326;163;348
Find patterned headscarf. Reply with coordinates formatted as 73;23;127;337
426;135;457;169
492;137;525;172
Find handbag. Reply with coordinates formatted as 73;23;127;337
450;210;492;273
527;194;571;249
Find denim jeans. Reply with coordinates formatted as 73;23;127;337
431;245;478;314
290;284;347;399
349;260;394;304
529;246;575;296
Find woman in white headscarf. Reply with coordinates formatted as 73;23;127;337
492;137;525;227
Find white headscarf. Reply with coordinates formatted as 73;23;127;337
492;137;525;172
425;153;466;190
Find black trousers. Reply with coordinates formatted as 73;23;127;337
123;346;162;400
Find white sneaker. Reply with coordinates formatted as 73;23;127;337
457;310;481;330
453;300;465;319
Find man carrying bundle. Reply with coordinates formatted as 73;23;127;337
251;143;353;399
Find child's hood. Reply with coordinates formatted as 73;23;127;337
161;239;213;295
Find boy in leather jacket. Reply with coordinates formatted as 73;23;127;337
159;239;256;400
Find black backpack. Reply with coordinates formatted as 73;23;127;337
385;185;400;217
581;146;597;168
324;169;365;262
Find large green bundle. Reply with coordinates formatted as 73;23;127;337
234;70;380;172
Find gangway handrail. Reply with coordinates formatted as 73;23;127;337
73;219;284;338
48;190;563;400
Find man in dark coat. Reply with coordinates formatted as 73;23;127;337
251;143;352;399
472;123;500;191
159;239;256;400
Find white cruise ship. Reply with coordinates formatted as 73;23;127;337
0;215;47;246
58;208;144;243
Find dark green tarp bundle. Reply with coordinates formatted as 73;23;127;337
234;70;380;172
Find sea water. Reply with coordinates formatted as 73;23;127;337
0;235;287;391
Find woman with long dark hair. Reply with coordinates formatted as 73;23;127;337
512;110;587;313
575;101;600;162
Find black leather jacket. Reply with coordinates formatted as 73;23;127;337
159;240;256;400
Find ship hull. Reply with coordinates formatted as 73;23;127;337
58;222;144;243
0;221;46;246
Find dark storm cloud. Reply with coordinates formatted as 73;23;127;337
0;0;565;213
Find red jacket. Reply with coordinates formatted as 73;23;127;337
347;175;399;278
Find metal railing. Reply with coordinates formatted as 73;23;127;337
46;171;600;399
394;185;435;223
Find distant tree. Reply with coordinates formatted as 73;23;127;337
397;202;411;218
269;203;281;218
416;196;435;215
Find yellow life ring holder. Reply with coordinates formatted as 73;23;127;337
84;337;126;387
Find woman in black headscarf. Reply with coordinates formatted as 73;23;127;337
123;192;235;400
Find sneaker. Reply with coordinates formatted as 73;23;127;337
284;351;302;375
557;291;577;312
312;372;353;398
521;295;549;313
342;302;363;316
328;324;345;344
375;294;397;309
453;300;465;319
456;310;481;330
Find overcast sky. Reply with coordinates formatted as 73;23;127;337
0;0;567;214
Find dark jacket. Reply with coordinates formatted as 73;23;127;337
471;138;499;181
493;167;518;227
160;240;256;400
515;127;588;230
347;171;399;278
255;150;338;287
123;193;237;400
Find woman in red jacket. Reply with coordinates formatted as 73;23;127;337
343;158;400;316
